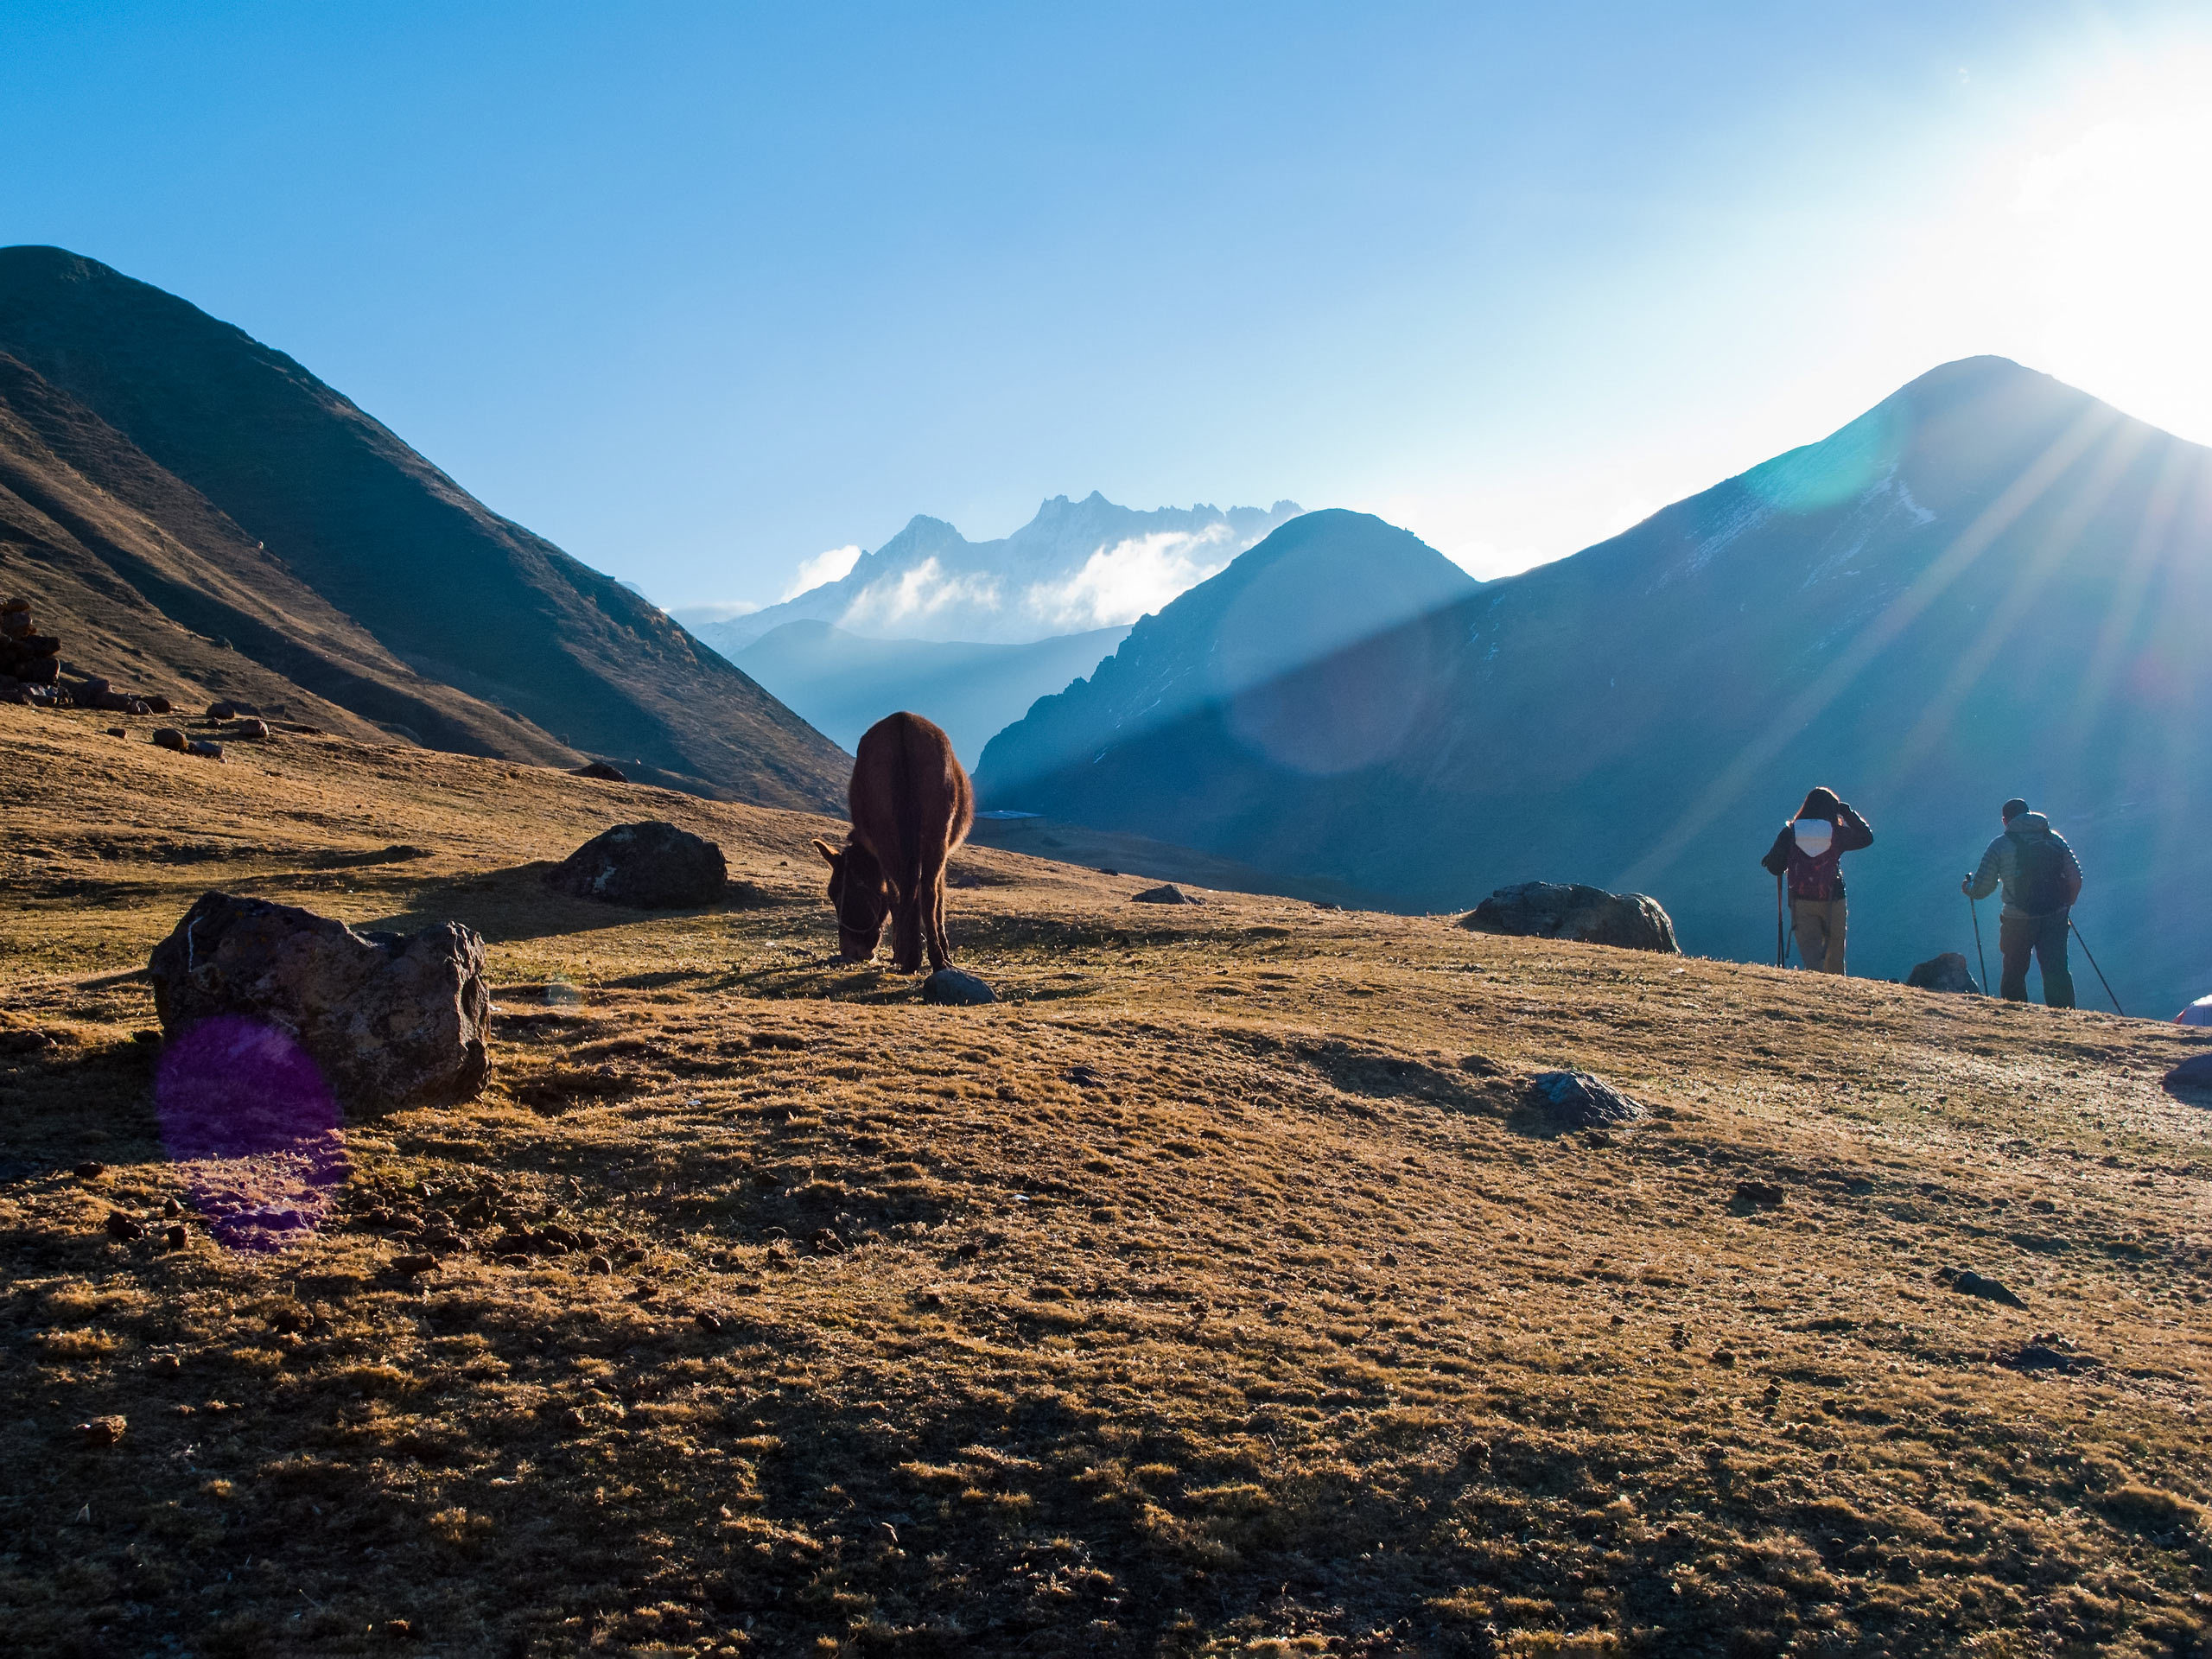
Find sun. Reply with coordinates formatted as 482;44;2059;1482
1999;43;2212;442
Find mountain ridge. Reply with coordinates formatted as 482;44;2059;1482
978;357;2212;1014
0;245;848;807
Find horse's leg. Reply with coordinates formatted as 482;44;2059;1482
920;845;953;970
890;876;924;973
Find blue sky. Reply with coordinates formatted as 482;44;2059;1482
5;2;2209;609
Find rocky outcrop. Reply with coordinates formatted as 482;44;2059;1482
148;892;491;1115
1461;882;1679;953
1131;884;1204;906
1906;952;1980;994
1523;1071;1648;1131
542;822;727;909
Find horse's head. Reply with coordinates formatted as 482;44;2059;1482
813;836;888;962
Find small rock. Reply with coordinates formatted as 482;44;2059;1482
586;1254;613;1274
76;1415;127;1449
2003;1335;2096;1375
204;699;260;719
162;1197;182;1217
542;821;726;908
151;727;187;752
105;726;126;738
391;1253;437;1277
185;739;223;760
1525;1071;1648;1131
384;1618;417;1641
73;1160;105;1179
921;968;995;1006
105;1211;146;1241
1905;951;1980;994
1131;883;1202;905
2164;1052;2212;1093
571;760;626;782
1944;1267;2026;1308
693;1310;723;1332
226;717;270;740
163;1224;188;1250
1461;881;1679;953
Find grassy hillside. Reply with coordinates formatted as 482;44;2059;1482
2;706;2208;1656
0;247;848;809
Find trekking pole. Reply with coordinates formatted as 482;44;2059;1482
1964;877;1989;995
1775;873;1786;968
2069;919;2125;1016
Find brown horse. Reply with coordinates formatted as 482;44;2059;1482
812;711;974;972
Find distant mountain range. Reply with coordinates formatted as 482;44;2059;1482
728;620;1130;765
690;493;1301;652
0;246;846;808
977;359;2212;1017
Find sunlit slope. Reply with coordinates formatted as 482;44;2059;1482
979;359;2212;1014
2;705;2208;1656
0;245;847;807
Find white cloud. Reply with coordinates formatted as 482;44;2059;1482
668;600;761;626
1018;527;1238;631
837;557;1004;632
781;543;864;601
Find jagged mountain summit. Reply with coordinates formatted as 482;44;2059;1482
693;493;1302;652
977;359;2212;1016
0;245;846;808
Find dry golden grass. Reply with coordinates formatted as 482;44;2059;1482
2;703;2209;1657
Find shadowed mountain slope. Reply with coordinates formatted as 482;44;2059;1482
724;620;1131;765
0;353;574;751
978;362;2212;1015
698;492;1302;650
0;245;846;807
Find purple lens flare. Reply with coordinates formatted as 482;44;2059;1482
156;1015;348;1252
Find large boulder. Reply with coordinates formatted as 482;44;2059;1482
1460;882;1679;953
542;821;727;908
1906;951;1980;994
2165;1052;2212;1095
148;893;490;1115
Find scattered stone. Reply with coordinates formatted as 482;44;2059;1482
542;821;727;908
147;891;492;1115
586;1254;613;1274
1732;1180;1788;1209
2001;1334;2096;1375
1460;882;1680;953
1131;883;1202;905
151;727;188;752
105;726;126;738
572;760;627;782
205;699;261;719
921;968;995;1006
2163;1052;2212;1093
1905;951;1980;994
105;1211;146;1241
162;1197;182;1217
1524;1070;1648;1131
72;1160;105;1179
186;739;224;760
1942;1267;2026;1308
693;1310;723;1332
226;717;270;740
75;1415;127;1449
163;1224;188;1250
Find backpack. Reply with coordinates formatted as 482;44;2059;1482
2008;829;2074;915
1785;820;1844;901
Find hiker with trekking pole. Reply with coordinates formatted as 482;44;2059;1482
1960;798;2113;1011
1760;787;1874;975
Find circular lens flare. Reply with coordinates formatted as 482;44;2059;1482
156;1016;347;1252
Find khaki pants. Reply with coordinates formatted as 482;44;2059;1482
1790;896;1847;974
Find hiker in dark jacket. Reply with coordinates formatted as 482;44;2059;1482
1962;798;2082;1007
1759;786;1874;974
